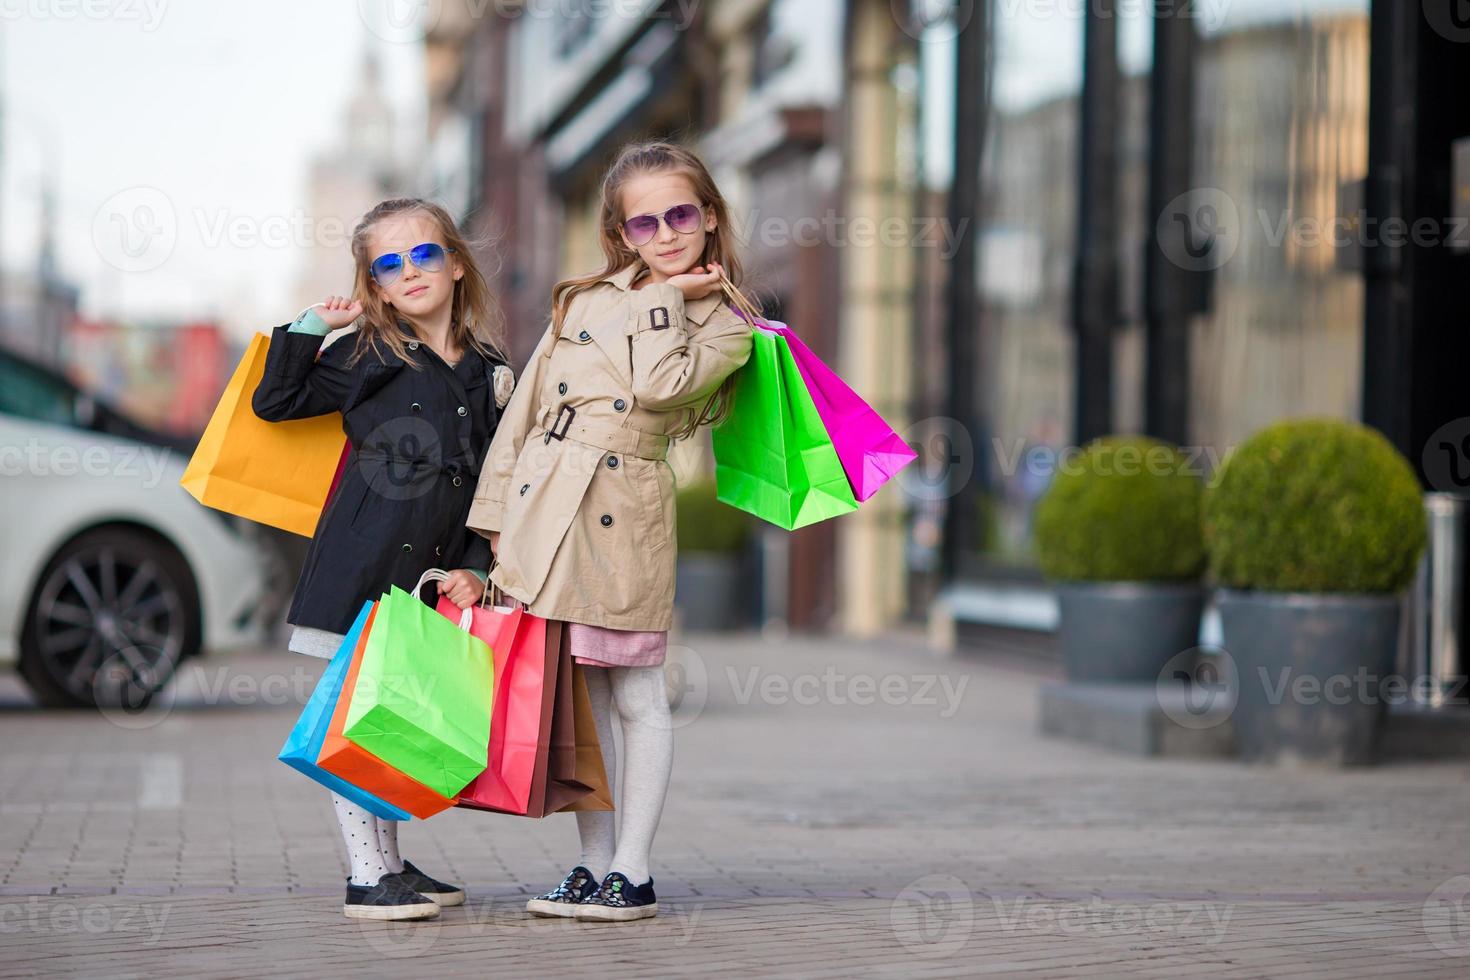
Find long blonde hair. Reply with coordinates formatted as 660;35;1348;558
346;197;507;369
551;141;756;439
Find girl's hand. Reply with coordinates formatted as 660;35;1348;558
313;295;363;331
438;569;486;609
488;531;500;556
666;263;723;302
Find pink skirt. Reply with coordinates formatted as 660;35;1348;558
566;621;668;668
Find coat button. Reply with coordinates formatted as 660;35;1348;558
407;341;419;350
558;381;567;395
578;330;590;341
607;456;619;469
613;398;626;412
452;476;463;487
520;484;529;496
411;402;422;412
600;514;613;527
457;406;468;417
402;543;413;553
435;545;443;557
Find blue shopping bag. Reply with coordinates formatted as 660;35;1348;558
278;601;413;821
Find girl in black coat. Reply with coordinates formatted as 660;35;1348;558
252;198;514;921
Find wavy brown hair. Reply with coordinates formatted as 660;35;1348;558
550;141;756;439
344;197;507;369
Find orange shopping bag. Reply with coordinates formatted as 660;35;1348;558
317;602;456;819
180;331;348;536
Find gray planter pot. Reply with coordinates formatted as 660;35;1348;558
1217;589;1402;766
674;553;744;631
1056;581;1205;682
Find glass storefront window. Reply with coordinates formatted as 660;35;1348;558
970;8;1084;573
1189;0;1370;454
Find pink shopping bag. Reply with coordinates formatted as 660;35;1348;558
747;317;917;501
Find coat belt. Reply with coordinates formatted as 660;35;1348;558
355;447;481;479
535;406;669;461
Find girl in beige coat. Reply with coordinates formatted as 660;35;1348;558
467;142;754;921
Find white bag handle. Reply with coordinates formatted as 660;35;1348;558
411;568;474;632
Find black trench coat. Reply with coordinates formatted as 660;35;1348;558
251;323;508;634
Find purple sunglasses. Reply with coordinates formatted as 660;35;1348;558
623;203;706;247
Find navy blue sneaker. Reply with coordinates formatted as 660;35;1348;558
384;859;465;907
574;871;657;922
342;875;440;921
525;865;599;918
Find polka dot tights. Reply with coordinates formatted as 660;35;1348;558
331;792;406;886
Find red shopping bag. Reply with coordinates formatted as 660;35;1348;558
436;592;542;813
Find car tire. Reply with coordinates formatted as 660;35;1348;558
19;526;201;710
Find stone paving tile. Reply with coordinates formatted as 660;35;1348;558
0;629;1468;977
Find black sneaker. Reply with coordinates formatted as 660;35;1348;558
342;875;440;921
573;871;658;922
525;865;600;918
384;860;465;908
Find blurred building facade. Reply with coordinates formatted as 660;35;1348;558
416;1;1470;642
425;0;919;635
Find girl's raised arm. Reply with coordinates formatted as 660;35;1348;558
251;308;356;422
626;283;752;412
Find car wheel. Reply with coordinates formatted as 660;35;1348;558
19;526;200;710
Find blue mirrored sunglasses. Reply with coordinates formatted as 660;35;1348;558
369;242;456;285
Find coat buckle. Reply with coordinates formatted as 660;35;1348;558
544;403;576;444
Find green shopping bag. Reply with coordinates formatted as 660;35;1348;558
343;582;493;799
712;327;859;530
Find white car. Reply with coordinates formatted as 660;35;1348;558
0;349;269;708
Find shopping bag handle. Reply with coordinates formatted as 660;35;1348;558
478;557;517;615
411;568;475;632
715;267;765;330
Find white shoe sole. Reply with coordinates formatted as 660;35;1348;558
342;902;440;921
574;903;658;922
525;898;580;918
420;889;466;908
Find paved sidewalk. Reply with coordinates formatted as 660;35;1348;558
1;628;1468;977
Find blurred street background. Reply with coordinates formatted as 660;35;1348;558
3;0;1470;976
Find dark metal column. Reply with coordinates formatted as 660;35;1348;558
1143;2;1197;447
1361;0;1415;455
941;0;989;580
1071;0;1119;445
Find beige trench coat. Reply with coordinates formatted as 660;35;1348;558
466;263;754;630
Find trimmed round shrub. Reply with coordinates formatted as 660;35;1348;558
675;480;751;554
1204;418;1426;593
1034;436;1205;583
